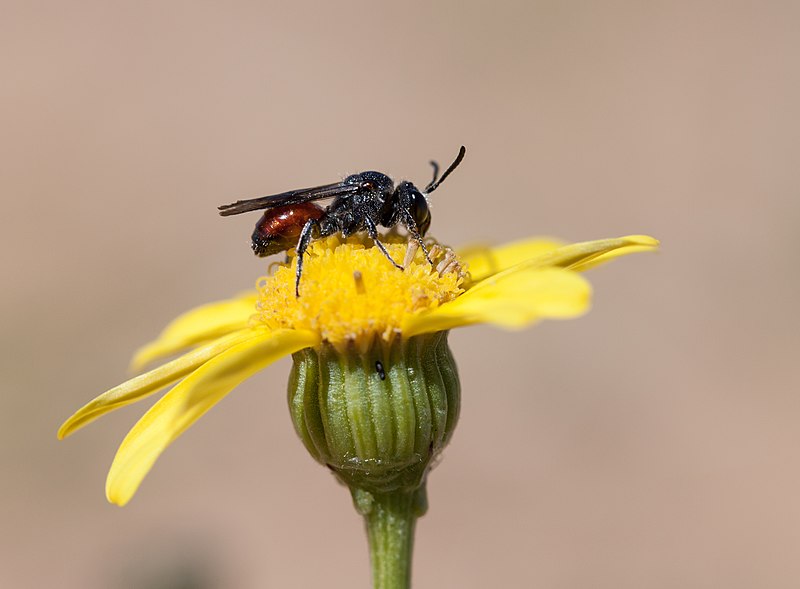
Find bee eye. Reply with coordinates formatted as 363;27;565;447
410;192;431;236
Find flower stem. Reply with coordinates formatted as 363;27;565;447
357;486;427;589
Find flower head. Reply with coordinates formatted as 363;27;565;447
255;234;465;351
59;231;657;505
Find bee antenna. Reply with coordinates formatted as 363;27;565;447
425;146;466;194
428;160;440;187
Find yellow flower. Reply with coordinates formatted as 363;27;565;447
58;232;658;506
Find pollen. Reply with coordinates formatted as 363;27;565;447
254;234;466;350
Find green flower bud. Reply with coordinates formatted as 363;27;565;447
287;331;460;497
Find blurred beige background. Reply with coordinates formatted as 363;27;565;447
3;1;799;587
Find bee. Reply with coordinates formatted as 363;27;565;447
218;146;465;296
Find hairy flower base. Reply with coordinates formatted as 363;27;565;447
289;331;460;495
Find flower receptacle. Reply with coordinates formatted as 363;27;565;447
287;331;460;496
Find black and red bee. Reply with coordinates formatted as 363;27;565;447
218;146;466;296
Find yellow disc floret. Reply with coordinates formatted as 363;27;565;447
255;234;466;350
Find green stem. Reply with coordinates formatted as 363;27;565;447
359;487;426;589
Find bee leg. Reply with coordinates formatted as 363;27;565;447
365;217;404;271
294;218;320;297
406;222;432;265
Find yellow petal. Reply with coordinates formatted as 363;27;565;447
105;328;319;506
565;235;660;272
58;328;265;440
539;234;659;272
403;268;591;337
458;238;564;282
483;235;659;284
130;292;258;371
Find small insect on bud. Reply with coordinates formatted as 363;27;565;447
375;360;386;380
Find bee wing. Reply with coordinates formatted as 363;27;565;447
218;182;358;216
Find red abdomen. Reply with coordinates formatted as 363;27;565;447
251;203;325;257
